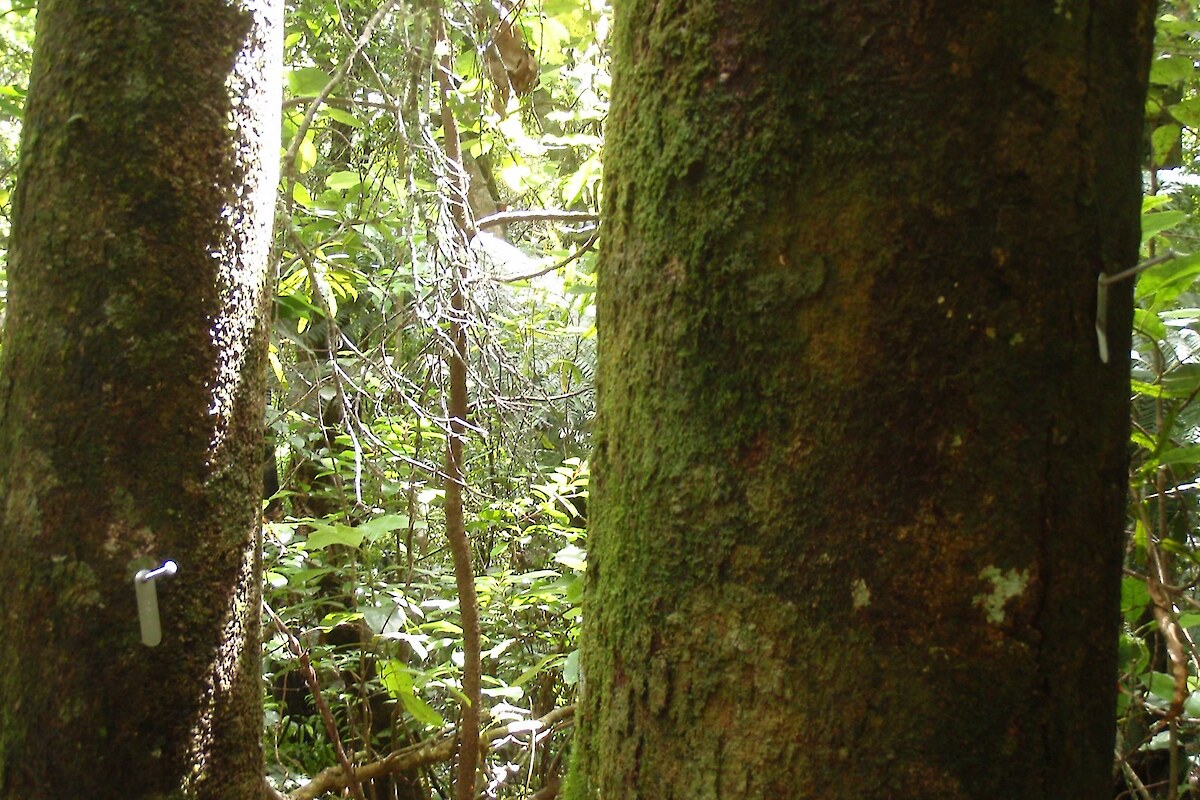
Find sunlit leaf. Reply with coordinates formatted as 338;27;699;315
305;523;365;550
326;171;362;191
288;67;331;97
563;650;580;685
1151;124;1183;166
553;544;587;571
1141;210;1187;244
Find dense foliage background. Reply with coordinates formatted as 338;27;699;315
2;1;1200;797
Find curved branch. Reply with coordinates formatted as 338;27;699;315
284;706;576;800
476;209;599;230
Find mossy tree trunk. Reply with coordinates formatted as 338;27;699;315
568;3;1154;799
0;1;281;798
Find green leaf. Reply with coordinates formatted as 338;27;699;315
380;658;413;696
326;171;362;192
513;653;566;687
1143;194;1174;213
288;67;332;97
305;523;365;550
1141;210;1187;244
1136;253;1200;303
297;137;318;174
380;660;445;727
1151;55;1194;85
275;291;324;322
1130;430;1156;451
1130;379;1164;398
1171;97;1200;129
322;106;363;127
563;649;580;685
1133;308;1167;342
1121;576;1150;619
401;692;444;727
1118;632;1149;677
356;513;410;542
564;573;583;605
1146;671;1178;704
1161;363;1200;397
1155;445;1200;469
291;182;313;208
1151;124;1183;166
553;544;587;571
319;611;364;631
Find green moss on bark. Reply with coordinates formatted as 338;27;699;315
567;2;1155;798
0;1;281;797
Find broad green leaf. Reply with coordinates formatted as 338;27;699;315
540;0;580;14
356;513;410;542
319;611;364;630
297;137;318;174
305;523;365;550
1170;97;1200;129
322;106;363;127
1133;308;1167;341
1146;671;1178;704
1141;210;1187;244
563;153;601;206
1118;632;1148;675
1121;576;1150;619
1136;253;1200;302
553;544;587;571
380;660;445;727
420;620;463;635
1130;378;1164;398
380;658;413;697
1143;194;1174;213
291;182;312;207
1151;55;1194;85
1155;446;1200;469
1148;671;1200;718
326;171;362;192
1161;363;1200;396
288;67;331;97
563;649;580;685
1151;124;1183;166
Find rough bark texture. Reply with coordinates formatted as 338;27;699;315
0;1;281;798
568;2;1154;799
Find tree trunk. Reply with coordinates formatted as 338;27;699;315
0;1;281;798
568;3;1154;799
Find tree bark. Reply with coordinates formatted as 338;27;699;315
568;3;1155;799
0;1;281;797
